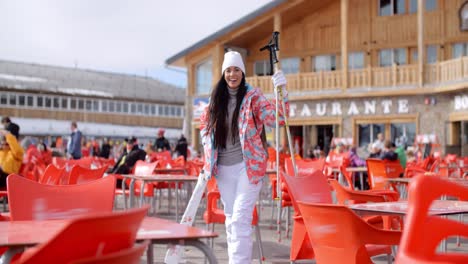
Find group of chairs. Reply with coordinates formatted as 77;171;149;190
1;172;148;263
265;153;468;263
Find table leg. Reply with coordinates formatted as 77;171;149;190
146;242;154;264
176;181;179;222
129;179;136;208
185;240;218;264
140;180;146;208
122;177;127;209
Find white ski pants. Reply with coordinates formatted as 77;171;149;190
217;162;262;264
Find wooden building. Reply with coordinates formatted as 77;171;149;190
167;0;468;157
0;60;185;142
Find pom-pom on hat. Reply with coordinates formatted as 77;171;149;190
221;51;245;74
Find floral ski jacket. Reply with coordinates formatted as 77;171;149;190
199;84;289;184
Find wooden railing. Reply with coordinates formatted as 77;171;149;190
246;57;468;94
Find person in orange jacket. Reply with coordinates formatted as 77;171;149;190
0;129;24;187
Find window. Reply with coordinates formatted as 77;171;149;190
379;48;407;67
176;107;181;116
144;104;150;115
102;101;108;112
131;103;136;113
137;103;143;114
18;95;25;106
93;100;99;111
151;105;156;115
9;94;16;106
70;99;76;109
85;100;92;111
116;102;122;113
45;97;52;108
170;106;176;116
78;99;84;110
313;55;337;71
254;60;271;76
61;98;68;109
53;97;60;108
109;101;115;112
411;45;438;64
123;102;129;113
281;58;300;74
453;43;468;58
358;123;385;149
391;123;416;148
349;52;365;69
409;0;437;13
195;59;213;95
37;96;44;107
27;96;34;107
158;105;163;115
0;94;7;105
379;0;405;16
164;106;169;116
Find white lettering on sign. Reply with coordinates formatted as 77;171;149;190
398;99;409;113
288;98;411;117
331;102;342;115
316;103;326;116
364;100;376;115
381;100;392;114
454;95;468;110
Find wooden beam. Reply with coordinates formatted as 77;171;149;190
341;0;349;90
417;0;424;87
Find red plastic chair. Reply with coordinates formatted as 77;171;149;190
280;168;332;262
7;174;116;221
38;164;67;185
202;177;265;262
396;175;468;263
68;165;109;185
297;202;401;264
367;159;400;193
71;241;149;264
12;206;148;264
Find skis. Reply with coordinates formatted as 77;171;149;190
164;170;208;263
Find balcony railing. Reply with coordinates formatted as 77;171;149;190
246;57;468;94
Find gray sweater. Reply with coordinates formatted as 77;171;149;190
217;87;243;166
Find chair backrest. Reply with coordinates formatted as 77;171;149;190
280;169;332;215
329;179;387;205
396;175;468;263
71;241;149;264
366;158;388;190
7;174;116;221
68;165;109;185
297;202;400;264
39;164;67;185
384;160;404;178
18;206;148;264
285;157;326;176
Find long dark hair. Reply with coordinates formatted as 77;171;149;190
207;74;247;149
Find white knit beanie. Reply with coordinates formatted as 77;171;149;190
221;51;245;74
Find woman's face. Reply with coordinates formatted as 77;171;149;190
224;66;243;89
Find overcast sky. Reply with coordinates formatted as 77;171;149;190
0;0;272;87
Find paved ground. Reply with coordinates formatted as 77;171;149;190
116;186;468;264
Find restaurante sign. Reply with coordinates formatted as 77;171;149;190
289;99;410;117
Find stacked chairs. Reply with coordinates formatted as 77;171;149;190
11;207;148;264
38;164;67;185
280;167;332;262
396;175;468;263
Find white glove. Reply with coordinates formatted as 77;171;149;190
272;70;287;88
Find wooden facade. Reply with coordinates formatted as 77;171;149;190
168;0;468;156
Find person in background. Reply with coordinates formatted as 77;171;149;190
394;143;407;168
380;140;398;161
0;129;24;187
154;129;170;151
111;137;146;175
348;146;369;190
67;121;82;160
373;133;385;150
99;138;111;159
200;51;288;263
368;142;382;159
1;117;20;139
37;142;52;165
305;147;316;159
21;137;41;165
174;134;188;161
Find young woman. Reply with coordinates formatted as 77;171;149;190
200;51;288;263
